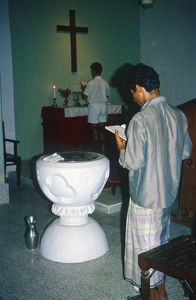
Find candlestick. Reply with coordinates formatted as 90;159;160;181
53;86;56;99
53;98;57;108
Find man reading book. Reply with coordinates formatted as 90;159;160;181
115;63;192;300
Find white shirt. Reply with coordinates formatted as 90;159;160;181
84;76;109;104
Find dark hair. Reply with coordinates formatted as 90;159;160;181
90;62;102;75
129;63;160;92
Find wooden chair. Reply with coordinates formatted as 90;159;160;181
2;122;21;185
138;235;196;300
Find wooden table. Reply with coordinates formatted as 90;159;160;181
139;235;196;300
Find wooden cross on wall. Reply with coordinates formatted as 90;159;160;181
57;10;88;72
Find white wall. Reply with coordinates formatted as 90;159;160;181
140;0;196;106
0;0;16;174
0;0;15;140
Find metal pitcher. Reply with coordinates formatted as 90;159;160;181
24;216;39;249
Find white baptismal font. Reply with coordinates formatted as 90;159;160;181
36;151;109;263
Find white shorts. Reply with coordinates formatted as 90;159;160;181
88;103;107;124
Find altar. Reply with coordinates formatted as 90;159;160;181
42;104;124;153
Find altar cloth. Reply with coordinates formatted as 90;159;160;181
64;104;122;118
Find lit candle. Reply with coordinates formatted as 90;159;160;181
53;85;56;99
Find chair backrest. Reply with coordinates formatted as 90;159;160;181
2;122;6;161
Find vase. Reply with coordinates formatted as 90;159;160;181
24;216;39;250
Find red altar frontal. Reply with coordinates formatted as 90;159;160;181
42;104;124;153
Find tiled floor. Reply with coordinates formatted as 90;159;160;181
0;163;191;300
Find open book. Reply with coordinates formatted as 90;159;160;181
105;124;127;141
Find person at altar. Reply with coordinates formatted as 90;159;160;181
82;62;110;151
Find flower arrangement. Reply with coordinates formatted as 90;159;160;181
58;88;71;106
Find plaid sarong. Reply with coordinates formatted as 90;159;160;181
124;198;171;288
